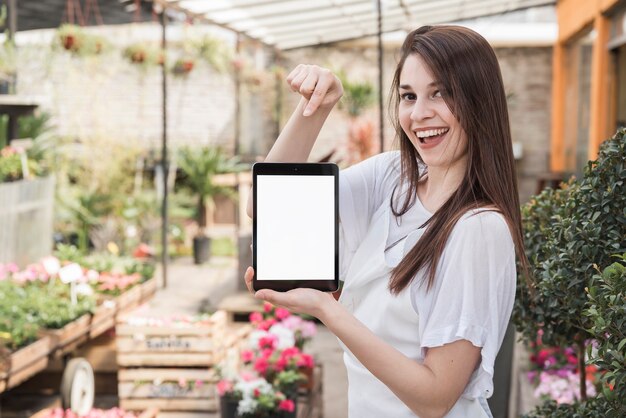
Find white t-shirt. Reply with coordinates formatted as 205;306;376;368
338;151;516;400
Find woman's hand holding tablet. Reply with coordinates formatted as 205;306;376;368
252;162;339;292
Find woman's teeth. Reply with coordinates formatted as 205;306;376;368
416;128;449;143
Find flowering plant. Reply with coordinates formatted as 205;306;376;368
39;407;138;418
217;373;296;418
241;342;314;385
526;330;600;404
249;302;317;348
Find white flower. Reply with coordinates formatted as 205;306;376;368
41;256;61;275
237;397;258;415
268;324;295;349
75;283;94;296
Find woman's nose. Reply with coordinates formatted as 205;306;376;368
410;98;435;121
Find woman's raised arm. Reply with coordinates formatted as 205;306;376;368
246;65;343;218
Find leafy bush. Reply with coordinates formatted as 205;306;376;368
515;129;626;344
515;128;626;412
522;397;619;418
585;255;626;414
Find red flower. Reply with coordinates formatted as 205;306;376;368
263;302;273;313
278;399;295;412
254;357;269;375
253;388;261;398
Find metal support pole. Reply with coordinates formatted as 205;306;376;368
234;33;241;156
376;0;384;153
7;0;17;94
160;10;169;288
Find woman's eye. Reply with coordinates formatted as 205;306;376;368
432;90;442;98
400;93;416;101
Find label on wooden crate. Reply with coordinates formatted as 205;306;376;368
116;311;227;367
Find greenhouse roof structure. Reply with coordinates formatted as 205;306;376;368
156;0;556;49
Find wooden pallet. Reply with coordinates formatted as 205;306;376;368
116;310;228;368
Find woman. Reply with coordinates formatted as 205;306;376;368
245;25;528;418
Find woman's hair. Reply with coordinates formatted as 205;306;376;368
388;25;529;293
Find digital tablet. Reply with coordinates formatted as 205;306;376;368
252;162;339;292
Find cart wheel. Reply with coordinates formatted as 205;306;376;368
60;358;95;415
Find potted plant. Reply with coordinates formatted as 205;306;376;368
177;146;244;264
217;374;296;418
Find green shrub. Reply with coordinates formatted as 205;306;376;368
522;397;620;418
585;255;626;414
514;128;626;405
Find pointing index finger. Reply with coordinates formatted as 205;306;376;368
303;72;332;116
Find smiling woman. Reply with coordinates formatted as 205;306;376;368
243;25;529;418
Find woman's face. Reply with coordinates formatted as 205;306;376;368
398;54;468;170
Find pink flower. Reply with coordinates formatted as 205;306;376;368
240;371;256;382
281;346;301;360
258;318;276;330
258;334;277;350
301;320;317;338
297;353;315;369
249;311;263;323
278;399;295;412
241;350;255;363
217;379;233;396
275;308;291;320
263;302;273;313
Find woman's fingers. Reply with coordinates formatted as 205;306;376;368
285;65;343;116
244;266;255;294
303;70;333;116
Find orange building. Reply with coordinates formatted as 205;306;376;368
552;0;626;173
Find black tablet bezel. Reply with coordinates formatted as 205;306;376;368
252;162;339;292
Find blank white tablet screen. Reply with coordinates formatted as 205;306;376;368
257;175;334;280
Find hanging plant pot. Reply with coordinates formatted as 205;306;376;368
55;25;108;56
172;58;195;77
192;235;211;265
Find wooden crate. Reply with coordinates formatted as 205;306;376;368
4;336;51;390
118;368;218;413
44;314;92;356
139;277;158;303
116;311;227;368
90;299;118;339
29;407;160;418
116;285;143;314
217;292;263;324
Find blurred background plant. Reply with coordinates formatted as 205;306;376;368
177;145;246;264
336;70;377;166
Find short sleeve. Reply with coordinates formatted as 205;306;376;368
411;210;517;399
339;151;400;280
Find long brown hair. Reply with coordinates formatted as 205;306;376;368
388;25;529;294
